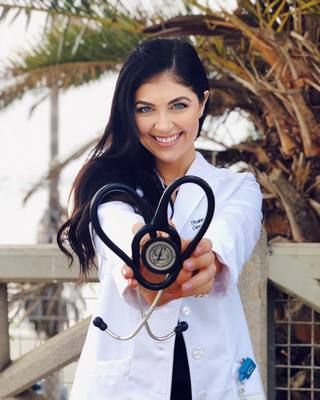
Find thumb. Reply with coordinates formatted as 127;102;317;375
132;222;144;235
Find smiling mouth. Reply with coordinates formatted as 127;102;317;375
153;133;182;144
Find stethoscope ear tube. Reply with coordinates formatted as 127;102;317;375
90;183;151;270
170;176;215;263
90;177;215;291
151;175;215;263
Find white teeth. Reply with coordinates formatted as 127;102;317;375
154;133;180;143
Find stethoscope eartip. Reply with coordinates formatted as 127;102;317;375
93;316;108;331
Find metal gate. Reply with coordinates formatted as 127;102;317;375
268;283;320;400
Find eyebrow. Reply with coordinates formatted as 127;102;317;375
135;96;192;107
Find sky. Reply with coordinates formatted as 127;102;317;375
0;13;117;243
0;0;248;245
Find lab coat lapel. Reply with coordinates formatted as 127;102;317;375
173;152;212;233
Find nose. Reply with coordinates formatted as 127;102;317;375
154;111;174;133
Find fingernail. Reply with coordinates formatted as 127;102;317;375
182;282;192;291
194;246;202;255
184;260;193;271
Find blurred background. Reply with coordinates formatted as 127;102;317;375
0;1;319;399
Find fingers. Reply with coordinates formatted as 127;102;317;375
122;265;138;289
182;239;215;279
175;269;193;286
122;235;216;299
122;265;134;279
183;250;215;273
180;238;216;295
181;260;216;293
132;222;144;235
190;238;212;256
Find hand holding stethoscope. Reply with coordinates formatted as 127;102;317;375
90;176;215;341
123;226;217;306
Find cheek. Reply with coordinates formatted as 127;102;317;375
182;112;200;135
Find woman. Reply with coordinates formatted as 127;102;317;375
58;38;265;400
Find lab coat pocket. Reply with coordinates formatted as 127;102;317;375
89;358;130;400
232;362;265;400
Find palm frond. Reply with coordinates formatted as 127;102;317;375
144;14;237;38
0;24;143;108
0;1;142;27
0;0;190;32
0;0;193;111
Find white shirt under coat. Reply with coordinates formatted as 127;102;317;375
70;152;266;400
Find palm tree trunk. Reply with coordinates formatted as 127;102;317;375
37;85;64;399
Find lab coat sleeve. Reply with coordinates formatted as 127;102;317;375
93;201;144;307
206;172;263;296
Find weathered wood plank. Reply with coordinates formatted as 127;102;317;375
239;230;268;393
6;390;46;399
268;243;320;312
0;317;91;398
0;245;97;283
0;284;10;373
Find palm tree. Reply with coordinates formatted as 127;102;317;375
0;0;319;243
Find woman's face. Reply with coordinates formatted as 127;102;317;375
134;73;209;177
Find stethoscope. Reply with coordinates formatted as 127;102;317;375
90;175;215;341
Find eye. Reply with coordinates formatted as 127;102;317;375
136;106;153;113
171;102;187;110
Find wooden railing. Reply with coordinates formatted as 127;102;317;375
267;242;320;313
0;245;97;399
0;240;319;399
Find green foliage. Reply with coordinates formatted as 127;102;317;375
0;21;143;108
0;0;192;109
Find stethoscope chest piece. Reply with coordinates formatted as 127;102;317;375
141;237;178;274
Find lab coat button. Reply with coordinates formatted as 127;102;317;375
239;387;245;394
182;306;191;316
197;391;207;400
192;347;205;359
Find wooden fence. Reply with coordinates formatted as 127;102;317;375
0;239;319;399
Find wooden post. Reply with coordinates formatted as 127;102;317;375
239;231;268;393
0;283;10;371
0;317;90;398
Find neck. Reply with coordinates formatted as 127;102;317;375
158;174;177;187
156;165;184;187
156;153;196;186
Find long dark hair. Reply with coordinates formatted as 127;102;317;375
57;37;210;277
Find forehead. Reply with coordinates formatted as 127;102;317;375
135;73;197;101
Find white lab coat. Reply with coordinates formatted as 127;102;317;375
70;152;265;400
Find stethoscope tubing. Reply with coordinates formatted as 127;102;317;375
90;176;215;291
93;288;165;341
90;175;215;341
154;175;215;262
90;183;151;270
